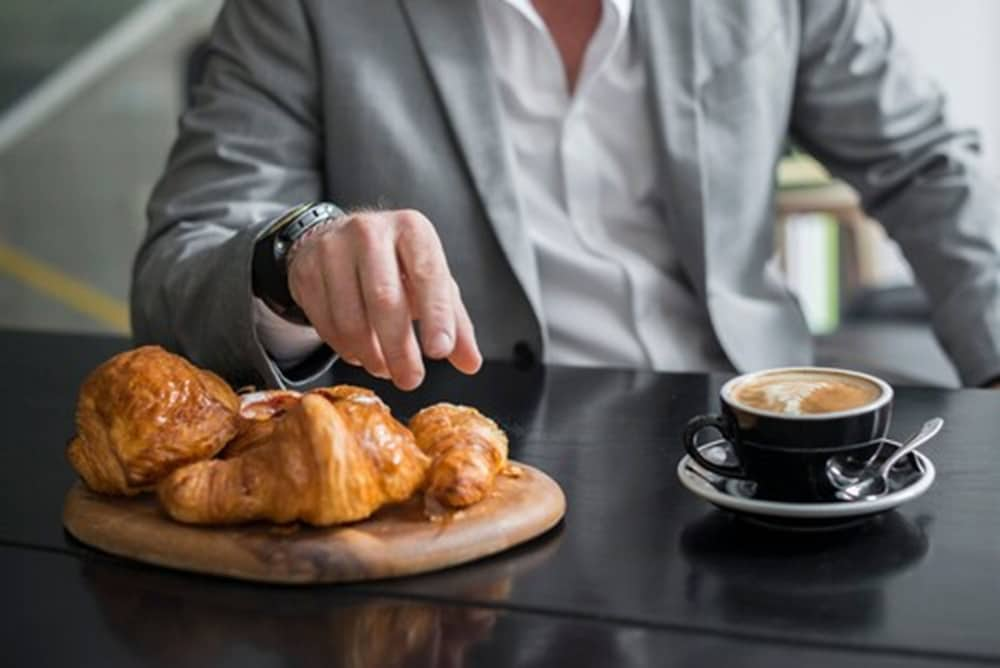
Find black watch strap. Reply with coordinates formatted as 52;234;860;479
252;202;340;325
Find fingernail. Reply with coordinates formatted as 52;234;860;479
427;332;452;358
398;370;424;391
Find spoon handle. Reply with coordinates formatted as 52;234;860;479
880;417;944;475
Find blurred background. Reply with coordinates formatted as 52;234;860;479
0;0;995;387
0;0;220;334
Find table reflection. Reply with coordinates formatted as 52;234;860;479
78;524;563;667
80;560;505;667
680;511;930;631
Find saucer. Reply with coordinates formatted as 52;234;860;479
677;439;935;531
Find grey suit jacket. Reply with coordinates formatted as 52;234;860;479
132;0;1000;389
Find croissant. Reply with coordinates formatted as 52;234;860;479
158;388;430;525
409;403;508;509
223;389;302;458
67;346;240;496
306;385;432;501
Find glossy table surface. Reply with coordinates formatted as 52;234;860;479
4;330;999;666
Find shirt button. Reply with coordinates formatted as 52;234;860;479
512;341;537;369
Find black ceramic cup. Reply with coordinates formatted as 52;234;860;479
682;367;893;502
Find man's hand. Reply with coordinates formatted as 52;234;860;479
287;209;482;390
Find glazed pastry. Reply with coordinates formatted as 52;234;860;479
223;389;302;458
239;389;303;420
67;346;240;496
409;403;509;508
158;389;429;526
306;385;434;503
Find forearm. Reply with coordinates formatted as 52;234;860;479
131;0;337;388
131;215;274;387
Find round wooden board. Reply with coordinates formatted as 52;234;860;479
63;462;564;585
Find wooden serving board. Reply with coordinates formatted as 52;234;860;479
63;462;565;585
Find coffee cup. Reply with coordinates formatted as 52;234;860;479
682;366;893;502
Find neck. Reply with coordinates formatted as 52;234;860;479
531;0;603;93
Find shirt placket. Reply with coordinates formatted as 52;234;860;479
560;13;654;367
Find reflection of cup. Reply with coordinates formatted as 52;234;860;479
679;512;930;630
682;367;893;501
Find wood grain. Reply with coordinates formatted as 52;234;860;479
63;462;565;584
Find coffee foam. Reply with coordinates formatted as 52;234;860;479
730;371;882;416
757;381;821;416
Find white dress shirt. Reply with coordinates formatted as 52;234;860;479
255;0;730;373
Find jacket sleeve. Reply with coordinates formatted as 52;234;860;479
792;0;1000;386
131;0;339;389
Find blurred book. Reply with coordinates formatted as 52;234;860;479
777;151;917;332
783;213;839;335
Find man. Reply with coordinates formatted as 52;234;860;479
132;0;1000;391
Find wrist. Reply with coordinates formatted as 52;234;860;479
252;202;340;325
285;216;339;271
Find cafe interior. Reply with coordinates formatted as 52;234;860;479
4;1;1000;666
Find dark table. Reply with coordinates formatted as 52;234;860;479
4;330;999;667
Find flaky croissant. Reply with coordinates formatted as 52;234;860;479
306;385;433;501
158;388;430;526
409;403;509;508
222;389;302;459
67;346;240;496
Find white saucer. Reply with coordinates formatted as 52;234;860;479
677;439;936;530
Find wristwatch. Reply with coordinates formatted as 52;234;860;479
252;202;339;325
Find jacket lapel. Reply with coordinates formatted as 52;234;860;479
399;0;545;335
636;0;811;372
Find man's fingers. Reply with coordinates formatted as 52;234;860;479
287;209;476;389
322;251;389;378
338;332;390;380
290;233;389;379
395;212;456;360
448;280;483;375
289;247;342;352
355;218;424;390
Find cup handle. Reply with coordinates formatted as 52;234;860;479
682;414;745;478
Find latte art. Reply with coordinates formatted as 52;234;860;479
731;371;882;415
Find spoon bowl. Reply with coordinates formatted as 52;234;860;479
831;417;943;502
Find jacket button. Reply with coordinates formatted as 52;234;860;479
512;341;536;369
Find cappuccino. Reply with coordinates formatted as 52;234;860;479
730;370;882;416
